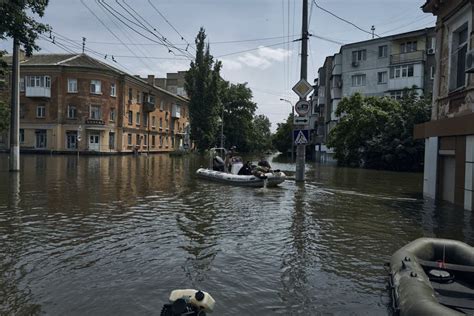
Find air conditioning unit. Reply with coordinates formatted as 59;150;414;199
466;50;474;73
427;48;435;55
352;61;359;67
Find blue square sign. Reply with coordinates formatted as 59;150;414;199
293;130;309;145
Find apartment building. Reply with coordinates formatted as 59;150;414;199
313;27;436;148
415;0;474;210
154;71;188;98
0;53;190;154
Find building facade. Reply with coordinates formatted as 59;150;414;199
0;53;190;154
312;27;436;152
415;0;474;211
154;71;188;98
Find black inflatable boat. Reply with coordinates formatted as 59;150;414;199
388;238;474;315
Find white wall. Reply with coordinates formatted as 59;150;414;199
423;137;438;198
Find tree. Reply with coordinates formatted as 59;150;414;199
0;0;50;132
272;112;294;154
185;27;222;151
220;82;257;152
327;91;430;171
249;114;272;152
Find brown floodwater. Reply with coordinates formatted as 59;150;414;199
0;153;472;315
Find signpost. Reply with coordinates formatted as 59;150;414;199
294;100;310;116
293;130;309;145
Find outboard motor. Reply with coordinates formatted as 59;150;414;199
160;289;215;316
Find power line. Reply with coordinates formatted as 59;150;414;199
379;15;433;35
146;0;195;53
216;40;294;58
313;0;380;38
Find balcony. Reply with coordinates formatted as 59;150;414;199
85;119;105;125
25;87;51;98
390;50;425;65
143;94;156;112
171;104;181;119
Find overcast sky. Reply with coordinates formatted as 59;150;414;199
1;0;434;131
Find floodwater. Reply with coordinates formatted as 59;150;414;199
0;154;472;315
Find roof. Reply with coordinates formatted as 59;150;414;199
0;53;189;102
422;0;435;13
341;27;435;50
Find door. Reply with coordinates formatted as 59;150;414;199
440;156;455;204
89;133;100;151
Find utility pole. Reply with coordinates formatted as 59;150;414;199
9;39;20;172
220;103;224;148
295;0;309;182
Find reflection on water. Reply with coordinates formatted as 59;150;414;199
0;153;472;315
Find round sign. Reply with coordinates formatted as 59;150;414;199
295;100;310;116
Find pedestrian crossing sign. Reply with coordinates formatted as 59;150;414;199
294;130;309;145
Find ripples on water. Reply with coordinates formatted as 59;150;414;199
0;154;472;315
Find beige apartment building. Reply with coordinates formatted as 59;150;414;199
0;53;190;154
415;0;474;210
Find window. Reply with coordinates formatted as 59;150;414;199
352;50;366;62
143;113;148;127
68;79;78;93
36;105;46;118
160;135;163;147
20;129;24;143
66;131;77;149
90;105;101;119
390;91;405;100
378;72;387;84
136;112;140;125
136;134;140;145
351;74;366;87
152;116;156;128
430;66;435;80
144;134;148;146
90;80;101;94
110;108;116;122
378;45;388;58
35;130;47;148
152;135;156;147
450;23;468;90
159;117;163;129
109;132;115;149
27;76;50;88
128;133;132;145
400;41;417;53
137;91;141;104
160;100;164;111
128;88;133;103
390;65;414;78
67;105;77;119
20;77;25;92
128;110;133;125
110;83;116;97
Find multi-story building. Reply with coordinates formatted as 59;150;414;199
154;71;188;98
0;53;190;154
415;0;474;211
312;27;436;156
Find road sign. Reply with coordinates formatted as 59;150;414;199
292;78;313;99
295;100;310;116
293;130;309;145
293;116;309;125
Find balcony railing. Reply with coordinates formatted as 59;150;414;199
25;87;51;98
390;50;425;65
143;101;156;112
85;119;105;125
171;104;180;118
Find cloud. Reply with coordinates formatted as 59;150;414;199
220;58;243;71
229;46;292;70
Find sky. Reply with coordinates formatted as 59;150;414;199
1;0;435;131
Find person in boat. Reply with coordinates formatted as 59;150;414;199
238;161;253;175
257;157;271;173
224;146;237;173
212;155;225;172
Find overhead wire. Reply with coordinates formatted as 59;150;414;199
313;0;380;38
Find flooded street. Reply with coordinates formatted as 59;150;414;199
0;154;472;315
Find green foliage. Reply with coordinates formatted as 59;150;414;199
0;101;9;132
249;114;272;152
185;27;222;151
0;0;50;56
327;91;431;171
220;82;257;152
272;113;294;154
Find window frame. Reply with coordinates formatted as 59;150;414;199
67;105;77;119
36;105;46;118
110;83;116;97
377;71;388;84
90;80;102;94
68;78;78;93
89;105;101;120
351;74;366;87
378;45;388;58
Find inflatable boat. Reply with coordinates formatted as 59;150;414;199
196;168;286;187
388;238;474;315
196;148;286;188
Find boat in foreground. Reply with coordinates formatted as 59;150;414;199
196;148;286;188
388;237;474;315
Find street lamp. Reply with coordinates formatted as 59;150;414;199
280;98;295;162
